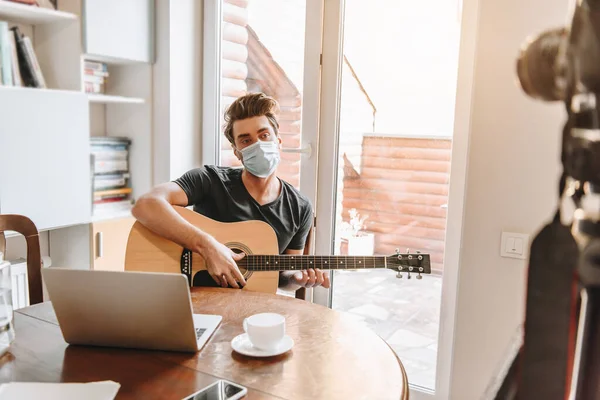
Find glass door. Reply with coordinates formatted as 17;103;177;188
313;0;465;398
202;0;323;206
203;0;473;397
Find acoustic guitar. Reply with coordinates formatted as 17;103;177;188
124;206;432;294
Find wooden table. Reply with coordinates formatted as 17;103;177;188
0;288;408;400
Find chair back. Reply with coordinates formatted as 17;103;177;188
0;215;43;305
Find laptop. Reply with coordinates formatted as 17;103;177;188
42;268;222;353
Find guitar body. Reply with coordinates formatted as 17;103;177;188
124;207;281;294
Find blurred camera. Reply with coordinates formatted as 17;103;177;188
516;1;600;103
516;1;600;188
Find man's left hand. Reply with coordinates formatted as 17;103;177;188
291;268;331;288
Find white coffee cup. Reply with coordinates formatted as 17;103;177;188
243;313;285;351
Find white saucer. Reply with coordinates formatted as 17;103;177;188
231;333;294;357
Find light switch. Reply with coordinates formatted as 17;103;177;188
501;232;530;260
506;237;516;253
513;238;524;254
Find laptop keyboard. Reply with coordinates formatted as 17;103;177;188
195;328;207;340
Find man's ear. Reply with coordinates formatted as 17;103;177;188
276;134;283;148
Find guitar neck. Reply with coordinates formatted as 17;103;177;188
237;255;388;271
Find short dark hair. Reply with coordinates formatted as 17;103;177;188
223;93;280;145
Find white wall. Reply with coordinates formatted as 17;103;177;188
169;0;203;181
152;0;204;184
449;0;569;398
153;0;171;186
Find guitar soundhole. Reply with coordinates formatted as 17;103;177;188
231;248;245;256
226;243;253;280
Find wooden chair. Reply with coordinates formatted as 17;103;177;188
0;215;43;305
295;216;315;301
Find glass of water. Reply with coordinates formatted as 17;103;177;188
0;254;14;357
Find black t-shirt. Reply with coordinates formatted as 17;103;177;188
173;165;313;253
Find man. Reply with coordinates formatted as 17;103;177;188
132;92;330;292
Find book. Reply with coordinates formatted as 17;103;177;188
91;149;128;161
84;69;109;78
0;22;13;86
82;60;108;93
22;35;45;88
94;187;133;199
10;27;38;88
8;32;21;86
84;81;104;94
84;61;107;71
94;159;128;174
93;174;130;191
90;137;133;216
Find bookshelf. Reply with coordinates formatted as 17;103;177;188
0;85;76;95
0;0;155;271
83;53;147;66
0;1;76;24
88;93;145;104
90;208;134;223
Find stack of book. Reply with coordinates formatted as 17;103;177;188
83;60;108;94
91;137;133;216
0;23;46;88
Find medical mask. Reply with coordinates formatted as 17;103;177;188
239;141;281;178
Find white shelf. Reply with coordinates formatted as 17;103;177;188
91;209;133;223
0;86;82;96
87;93;145;104
0;1;77;25
83;53;146;66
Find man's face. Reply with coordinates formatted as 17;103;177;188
232;115;281;153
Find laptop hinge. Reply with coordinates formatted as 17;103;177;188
180;249;193;287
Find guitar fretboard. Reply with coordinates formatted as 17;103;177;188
237;255;388;271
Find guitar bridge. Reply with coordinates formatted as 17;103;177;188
180;248;193;287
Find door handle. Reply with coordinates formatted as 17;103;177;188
96;232;103;258
281;142;313;158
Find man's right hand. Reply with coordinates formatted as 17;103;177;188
201;239;247;288
131;182;247;288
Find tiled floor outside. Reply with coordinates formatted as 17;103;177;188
331;269;442;390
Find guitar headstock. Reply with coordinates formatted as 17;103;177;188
386;248;432;279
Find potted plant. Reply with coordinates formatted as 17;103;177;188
339;209;375;256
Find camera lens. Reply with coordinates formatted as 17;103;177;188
516;28;568;101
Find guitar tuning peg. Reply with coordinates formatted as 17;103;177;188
406;248;410;254
396;271;403;279
407;271;412;279
417;272;422;280
395;248;400;254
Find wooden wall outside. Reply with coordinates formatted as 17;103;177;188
341;136;451;274
218;0;302;188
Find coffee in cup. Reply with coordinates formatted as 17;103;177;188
243;313;285;351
